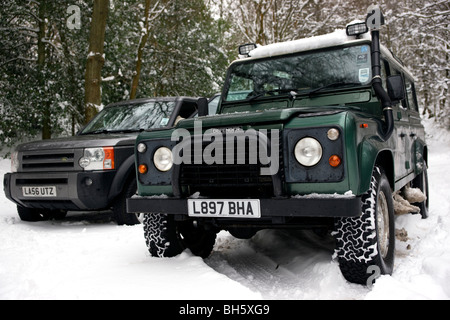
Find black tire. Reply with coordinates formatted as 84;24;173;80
333;166;395;285
113;177;141;226
51;210;68;220
411;162;429;219
178;220;217;258
17;206;51;222
143;213;216;258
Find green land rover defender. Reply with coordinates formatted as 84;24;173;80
127;7;429;285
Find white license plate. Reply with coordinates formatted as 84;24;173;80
22;186;57;197
188;199;261;218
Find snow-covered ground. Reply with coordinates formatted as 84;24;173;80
1;119;449;300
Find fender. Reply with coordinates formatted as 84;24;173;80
108;155;136;201
358;138;394;194
412;138;428;174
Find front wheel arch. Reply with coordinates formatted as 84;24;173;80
108;155;136;201
359;139;394;194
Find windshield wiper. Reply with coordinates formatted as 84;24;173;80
246;88;299;102
107;129;146;134
81;128;145;135
308;82;361;96
245;91;265;102
81;129;111;135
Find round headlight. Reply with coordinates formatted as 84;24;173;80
153;147;173;172
294;137;323;167
93;148;105;161
137;143;147;153
327;128;340;141
79;157;90;168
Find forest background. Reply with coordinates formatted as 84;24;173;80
0;0;448;149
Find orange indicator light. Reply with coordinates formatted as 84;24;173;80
138;164;148;174
103;147;115;170
329;155;342;167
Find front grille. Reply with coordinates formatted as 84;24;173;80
180;164;273;199
181;163;272;187
180;164;272;187
178;129;282;198
20;150;77;172
16;178;69;186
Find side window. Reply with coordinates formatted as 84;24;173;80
384;57;415;111
389;67;408;109
208;95;220;115
177;101;197;119
405;79;419;112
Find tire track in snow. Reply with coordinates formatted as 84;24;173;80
205;229;363;299
206;234;299;298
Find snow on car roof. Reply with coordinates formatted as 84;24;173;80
238;27;416;81
246;28;370;59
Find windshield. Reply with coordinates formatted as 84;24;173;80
81;101;176;134
224;44;371;102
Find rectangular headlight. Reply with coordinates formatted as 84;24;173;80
79;147;115;171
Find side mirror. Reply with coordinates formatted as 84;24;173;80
197;97;209;117
387;74;406;103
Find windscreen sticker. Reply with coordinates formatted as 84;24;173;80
359;68;370;83
357;53;368;64
160;118;169;126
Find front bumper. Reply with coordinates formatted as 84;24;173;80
127;196;361;218
4;171;115;211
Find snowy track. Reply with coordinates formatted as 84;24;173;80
1;122;449;300
207;229;374;299
208;230;305;298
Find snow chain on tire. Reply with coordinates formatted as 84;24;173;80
332;166;395;285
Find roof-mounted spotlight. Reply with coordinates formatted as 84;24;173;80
238;43;257;57
346;22;368;38
346;5;385;38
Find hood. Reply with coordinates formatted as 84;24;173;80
16;133;138;152
176;107;344;130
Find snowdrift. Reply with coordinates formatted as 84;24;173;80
1;119;449;300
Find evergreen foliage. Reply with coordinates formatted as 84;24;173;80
1;0;448;149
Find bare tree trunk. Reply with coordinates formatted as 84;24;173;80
37;0;51;139
84;0;109;124
130;0;152;100
443;44;449;128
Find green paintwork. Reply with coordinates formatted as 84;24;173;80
135;43;427;208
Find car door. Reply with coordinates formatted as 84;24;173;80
404;77;426;173
387;63;410;180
